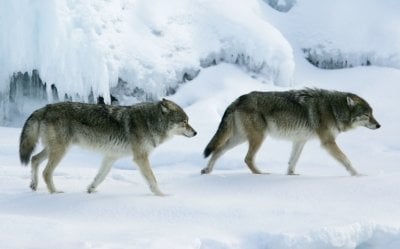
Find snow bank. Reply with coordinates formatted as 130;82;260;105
0;0;295;126
241;224;400;249
0;0;293;107
266;0;400;69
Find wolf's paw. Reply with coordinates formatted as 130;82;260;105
251;170;265;174
150;186;167;196
201;168;211;174
153;190;168;197
156;192;171;197
353;173;367;177
287;172;300;176
87;187;97;194
30;182;38;191
50;190;64;194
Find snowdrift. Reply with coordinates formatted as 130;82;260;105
276;0;400;69
0;0;294;126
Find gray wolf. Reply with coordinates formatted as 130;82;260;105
19;99;197;195
201;88;380;176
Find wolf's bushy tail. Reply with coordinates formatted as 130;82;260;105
203;103;236;158
19;111;42;165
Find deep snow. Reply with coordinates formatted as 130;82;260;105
1;0;400;248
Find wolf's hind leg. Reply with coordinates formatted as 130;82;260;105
201;148;224;174
321;139;359;176
287;141;306;175
43;147;66;193
87;156;117;193
244;134;265;174
134;152;164;196
201;137;244;174
30;148;48;191
243;114;266;174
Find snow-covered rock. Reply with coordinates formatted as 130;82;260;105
277;0;400;69
0;0;294;125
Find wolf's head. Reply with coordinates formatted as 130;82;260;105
160;99;197;137
347;95;381;130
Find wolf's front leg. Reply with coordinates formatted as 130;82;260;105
287;141;306;175
133;153;165;196
321;140;359;176
87;156;117;193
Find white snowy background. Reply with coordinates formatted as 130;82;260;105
1;0;400;248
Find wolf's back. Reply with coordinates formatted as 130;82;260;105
19;109;43;165
203;101;237;158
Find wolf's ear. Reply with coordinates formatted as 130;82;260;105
347;96;356;107
160;98;170;113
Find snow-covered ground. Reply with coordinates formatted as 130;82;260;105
1;0;400;248
1;62;400;248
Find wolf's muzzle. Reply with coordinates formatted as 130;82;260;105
185;125;197;137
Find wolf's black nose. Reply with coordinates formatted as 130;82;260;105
193;131;198;136
376;124;381;129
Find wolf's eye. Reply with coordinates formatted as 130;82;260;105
361;113;370;119
181;120;188;126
